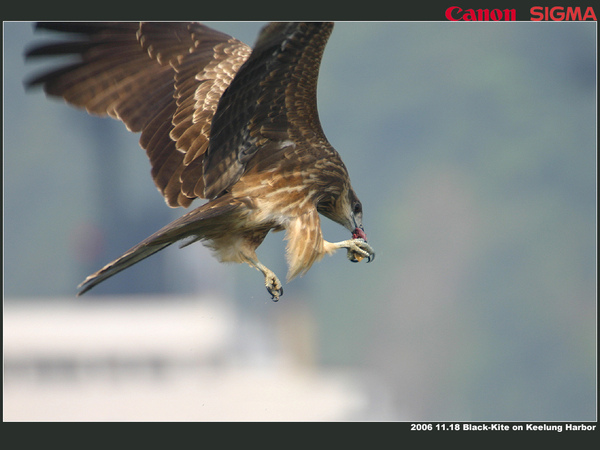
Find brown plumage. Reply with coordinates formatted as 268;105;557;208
25;22;375;300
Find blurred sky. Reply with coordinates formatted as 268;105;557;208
3;21;596;421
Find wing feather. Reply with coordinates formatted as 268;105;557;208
25;22;251;207
25;22;334;207
201;22;334;199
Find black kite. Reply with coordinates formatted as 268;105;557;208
25;22;375;301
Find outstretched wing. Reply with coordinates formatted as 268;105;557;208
202;22;335;198
25;22;251;207
25;22;335;205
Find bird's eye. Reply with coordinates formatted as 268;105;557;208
353;202;362;214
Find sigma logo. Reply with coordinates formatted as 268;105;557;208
530;6;597;21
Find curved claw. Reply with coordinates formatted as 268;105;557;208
347;238;375;264
267;285;283;302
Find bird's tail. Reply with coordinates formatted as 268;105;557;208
77;239;171;296
77;197;240;296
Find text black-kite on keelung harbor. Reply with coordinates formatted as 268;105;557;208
25;22;375;301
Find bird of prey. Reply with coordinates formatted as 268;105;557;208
25;22;375;301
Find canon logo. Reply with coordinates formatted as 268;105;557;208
445;6;516;21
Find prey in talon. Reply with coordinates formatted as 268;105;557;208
348;226;375;263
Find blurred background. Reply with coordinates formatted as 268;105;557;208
3;21;596;421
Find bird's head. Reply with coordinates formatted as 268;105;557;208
318;187;367;242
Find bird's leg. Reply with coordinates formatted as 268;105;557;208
324;238;376;263
244;256;284;301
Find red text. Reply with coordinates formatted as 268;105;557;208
445;6;516;21
530;6;597;21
